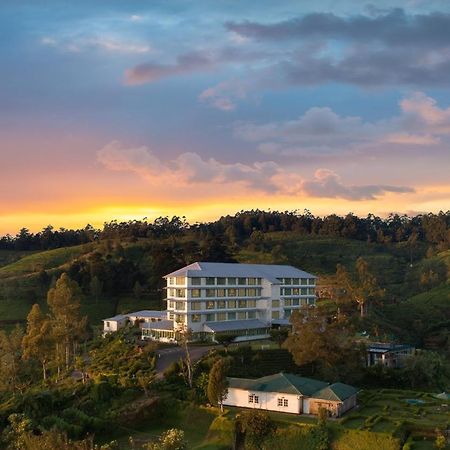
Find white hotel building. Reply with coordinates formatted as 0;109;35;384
103;262;317;342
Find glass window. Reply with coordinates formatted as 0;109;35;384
277;398;283;407
292;278;299;285
176;277;185;285
191;301;202;311
284;399;288;407
247;311;256;319
169;312;174;320
191;277;201;285
284;288;292;295
248;277;257;285
176;288;186;297
175;301;185;310
206;313;215;321
237;311;246;320
238;277;246;285
168;277;175;285
284;278;292;285
217;288;225;297
228;312;236;320
284;309;292;318
272;311;280;319
228;300;236;309
272;299;280;308
308;288;315;295
227;288;236;297
247;288;256;297
206;301;215;310
168;301;175;309
217;300;226;309
238;300;247;308
192;314;201;322
248;394;254;403
301;288;307;295
191;289;200;298
247;299;256;308
217;277;226;285
227;277;237;285
217;312;226;321
292;288;299;295
175;314;184;323
308;298;315;305
238;288;246;296
301;278;308;285
293;298;299;306
206;277;215;285
168;288;175;297
284;299;292;306
206;289;216;297
254;395;259;404
308;278;315;285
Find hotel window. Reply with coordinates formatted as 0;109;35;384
272;299;280;308
192;314;201;322
272;311;280;319
284;288;292;295
301;278;308;285
308;298;315;305
176;276;185;285
308;278;315;285
175;301;185;310
247;288;256;297
228;312;236;320
217;300;226;309
191;277;201;286
169;312;174;320
284;278;292;285
238;277;246;285
168;289;176;297
284;399;288;407
292;278;299;285
227;277;237;285
191;301;201;311
206;313;215;321
191;289;201;298
237;311;246;320
206;301;215;310
217;312;226;321
247;299;256;308
293;298;299;306
206;277;215;285
277;398;283;407
247;311;256;319
176;288;186;297
228;300;237;309
308;288;315;295
217;288;225;297
238;300;247;308
227;288;237;297
284;299;292;306
301;298;308;306
206;289;216;297
168;301;175;309
292;288;299;295
175;314;184;323
248;277;257;285
168;277;175;285
301;288;307;295
217;277;226;285
238;288;246;296
284;309;292;318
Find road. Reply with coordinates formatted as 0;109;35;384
155;345;216;377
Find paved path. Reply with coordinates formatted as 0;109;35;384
155;345;215;377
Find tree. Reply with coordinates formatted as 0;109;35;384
178;326;193;388
215;334;237;352
0;326;24;392
22;304;53;381
207;358;229;411
238;410;277;450
47;273;87;374
144;428;187;450
269;328;289;348
90;276;103;303
133;280;143;300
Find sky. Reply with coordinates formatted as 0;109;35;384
1;0;450;235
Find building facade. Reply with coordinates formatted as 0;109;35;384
224;373;358;418
103;262;317;342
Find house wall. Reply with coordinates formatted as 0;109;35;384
309;394;357;417
224;388;301;414
103;319;127;332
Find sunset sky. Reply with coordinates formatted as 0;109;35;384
1;0;450;235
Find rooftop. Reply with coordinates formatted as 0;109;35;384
126;310;167;318
314;383;358;402
165;262;316;282
141;320;174;331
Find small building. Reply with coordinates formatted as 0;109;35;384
224;372;357;418
366;342;415;368
102;310;166;336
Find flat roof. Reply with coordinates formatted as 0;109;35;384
204;319;269;333
141;320;174;331
165;262;316;282
126;310;167;318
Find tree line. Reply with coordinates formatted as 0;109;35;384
1;210;449;251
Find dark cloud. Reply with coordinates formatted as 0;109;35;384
226;9;450;48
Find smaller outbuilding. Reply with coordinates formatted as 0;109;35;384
366;342;415;368
224;372;357;418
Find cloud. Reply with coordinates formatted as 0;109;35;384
299;169;414;200
40;35;152;54
234;92;450;156
198;79;251;111
97;141;414;201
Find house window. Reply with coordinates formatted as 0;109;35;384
277;398;283;407
191;289;201;298
254;395;259;404
284;399;288;407
248;394;254;403
106;321;110;328
191;277;201;285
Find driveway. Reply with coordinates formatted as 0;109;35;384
155;345;215;377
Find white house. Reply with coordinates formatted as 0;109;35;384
141;262;317;342
224;373;358;418
102;310;166;335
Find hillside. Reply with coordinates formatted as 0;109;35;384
0;233;448;349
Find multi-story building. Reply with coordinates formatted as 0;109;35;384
141;262;317;342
